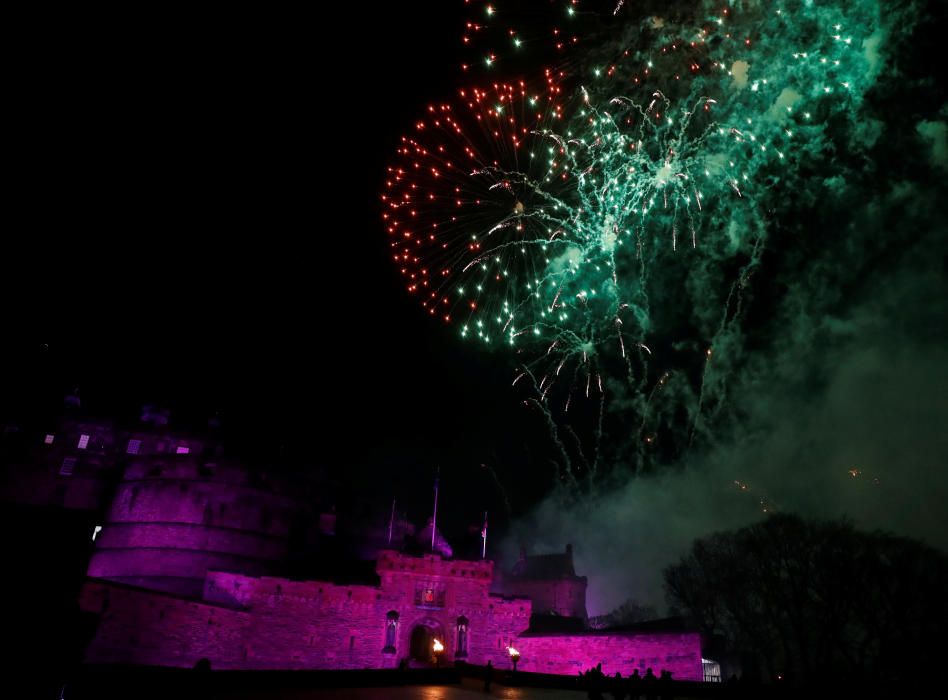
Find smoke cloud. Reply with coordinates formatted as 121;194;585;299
506;0;948;615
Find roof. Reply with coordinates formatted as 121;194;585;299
525;614;587;634
598;616;697;634
508;552;576;580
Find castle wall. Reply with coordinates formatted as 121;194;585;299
87;459;303;597
501;577;588;619
81;552;533;670
80;580;254;668
1;419;121;511
514;632;703;680
374;551;531;667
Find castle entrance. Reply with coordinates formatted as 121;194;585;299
409;621;444;665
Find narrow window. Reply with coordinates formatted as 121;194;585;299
77;434;90;449
456;616;469;658
383;611;399;653
127;439;141;455
44;434;55;445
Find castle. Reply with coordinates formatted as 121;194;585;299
0;404;704;679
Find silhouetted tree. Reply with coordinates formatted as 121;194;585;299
664;514;948;684
589;598;658;629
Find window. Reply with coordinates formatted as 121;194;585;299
60;457;77;476
77;434;90;450
383;611;399;653
44;434;55;445
175;445;190;455
127;439;141;455
702;658;722;683
455;616;469;658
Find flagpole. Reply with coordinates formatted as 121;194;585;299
431;468;439;552
388;497;396;546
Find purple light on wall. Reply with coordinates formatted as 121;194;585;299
176;445;190;455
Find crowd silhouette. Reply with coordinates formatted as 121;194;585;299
578;663;675;700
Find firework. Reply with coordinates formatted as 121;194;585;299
384;0;880;474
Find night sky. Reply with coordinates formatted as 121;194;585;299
4;2;947;615
4;3;542;540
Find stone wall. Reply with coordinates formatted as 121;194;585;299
81;552;533;670
87;459;304;597
81;580;253;668
501;577;588;619
513;632;703;680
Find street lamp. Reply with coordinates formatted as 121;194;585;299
508;645;520;672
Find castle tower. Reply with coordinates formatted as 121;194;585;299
86;421;311;597
496;543;588;624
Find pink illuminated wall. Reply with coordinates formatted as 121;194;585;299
514;632;703;680
82;551;532;670
81;549;701;679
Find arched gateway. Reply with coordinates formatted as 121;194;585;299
408;619;444;664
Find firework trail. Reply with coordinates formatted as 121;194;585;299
384;0;883;480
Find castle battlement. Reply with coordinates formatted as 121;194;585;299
376;549;493;582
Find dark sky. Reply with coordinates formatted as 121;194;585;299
3;5;544;534
4;2;947;614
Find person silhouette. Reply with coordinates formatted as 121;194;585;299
583;666;605;700
610;670;626;700
628;668;642;700
643;668;657;700
659;670;673;700
484;659;493;692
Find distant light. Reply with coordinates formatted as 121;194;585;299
92;525;102;541
44;434;55;445
176;445;190;455
77;434;89;450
